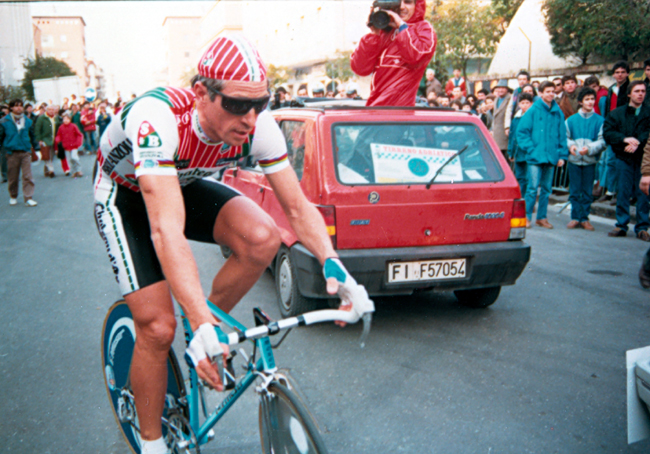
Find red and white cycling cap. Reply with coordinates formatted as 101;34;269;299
198;35;267;82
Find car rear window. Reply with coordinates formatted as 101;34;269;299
333;122;504;185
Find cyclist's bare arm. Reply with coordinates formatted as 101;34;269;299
139;174;226;389
265;167;351;314
266;167;337;265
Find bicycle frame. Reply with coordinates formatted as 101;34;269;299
178;300;280;448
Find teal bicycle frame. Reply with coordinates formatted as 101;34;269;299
181;300;285;448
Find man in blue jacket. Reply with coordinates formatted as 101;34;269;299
516;80;568;228
0;99;38;206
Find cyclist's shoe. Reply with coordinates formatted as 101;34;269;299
140;437;170;454
323;257;375;322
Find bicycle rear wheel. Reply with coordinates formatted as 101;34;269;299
259;381;328;454
102;300;187;454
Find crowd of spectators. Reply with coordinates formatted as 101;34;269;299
0;94;124;206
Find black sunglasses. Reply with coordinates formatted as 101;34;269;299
208;87;270;115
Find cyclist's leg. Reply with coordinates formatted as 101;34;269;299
95;170;176;444
210;196;281;312
181;179;281;314
124;280;176;442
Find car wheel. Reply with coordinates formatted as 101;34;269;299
220;245;233;259
274;247;320;317
454;286;501;308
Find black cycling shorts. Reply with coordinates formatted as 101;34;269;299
94;170;240;295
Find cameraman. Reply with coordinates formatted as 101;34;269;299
351;0;436;106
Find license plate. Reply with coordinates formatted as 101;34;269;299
388;258;467;283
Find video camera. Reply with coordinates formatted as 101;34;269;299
368;0;401;31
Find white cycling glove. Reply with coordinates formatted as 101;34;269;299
323;258;375;322
185;323;225;367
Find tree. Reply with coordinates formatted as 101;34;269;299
325;51;354;84
21;54;76;100
596;0;650;61
542;0;604;65
267;64;292;90
0;85;28;104
543;0;650;63
491;0;525;34
429;0;501;78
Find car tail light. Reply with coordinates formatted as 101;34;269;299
316;205;337;249
509;199;526;240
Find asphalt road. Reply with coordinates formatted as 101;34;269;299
1;154;649;454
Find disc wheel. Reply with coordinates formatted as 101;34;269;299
102;300;188;454
259;381;328;454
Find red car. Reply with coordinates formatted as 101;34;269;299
222;102;530;316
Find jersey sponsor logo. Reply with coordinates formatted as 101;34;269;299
102;139;133;175
177;167;217;185
175;159;191;169
94;202;120;280
137;121;162;148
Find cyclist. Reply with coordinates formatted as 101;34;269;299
94;35;372;454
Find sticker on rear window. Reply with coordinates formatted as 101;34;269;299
370;144;463;184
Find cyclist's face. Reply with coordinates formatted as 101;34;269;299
195;80;269;146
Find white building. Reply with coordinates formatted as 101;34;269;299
0;3;34;87
487;0;577;77
199;1;372;96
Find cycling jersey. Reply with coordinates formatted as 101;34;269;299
96;86;288;192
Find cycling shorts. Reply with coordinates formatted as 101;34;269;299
93;168;240;296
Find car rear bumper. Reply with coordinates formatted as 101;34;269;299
290;241;531;298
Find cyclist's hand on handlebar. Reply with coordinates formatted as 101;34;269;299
185;323;230;391
323;258;375;327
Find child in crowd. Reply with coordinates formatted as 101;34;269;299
508;92;534;197
55;113;84;178
565;87;606;231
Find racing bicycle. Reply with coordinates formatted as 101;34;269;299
101;298;373;453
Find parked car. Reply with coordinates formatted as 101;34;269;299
222;101;531;316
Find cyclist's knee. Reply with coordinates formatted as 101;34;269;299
137;314;177;351
236;222;280;266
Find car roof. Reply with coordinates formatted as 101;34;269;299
272;98;476;120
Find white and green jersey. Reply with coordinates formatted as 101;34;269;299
96;86;288;192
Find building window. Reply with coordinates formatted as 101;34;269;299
60;34;67;43
61;52;68;59
41;35;54;47
184;52;190;58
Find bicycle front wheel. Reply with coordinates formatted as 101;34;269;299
259;381;328;454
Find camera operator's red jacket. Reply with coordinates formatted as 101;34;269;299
351;0;436;107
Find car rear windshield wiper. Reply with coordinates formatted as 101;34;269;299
426;145;469;189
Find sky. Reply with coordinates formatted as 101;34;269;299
30;1;213;96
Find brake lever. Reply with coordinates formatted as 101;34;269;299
359;313;372;348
